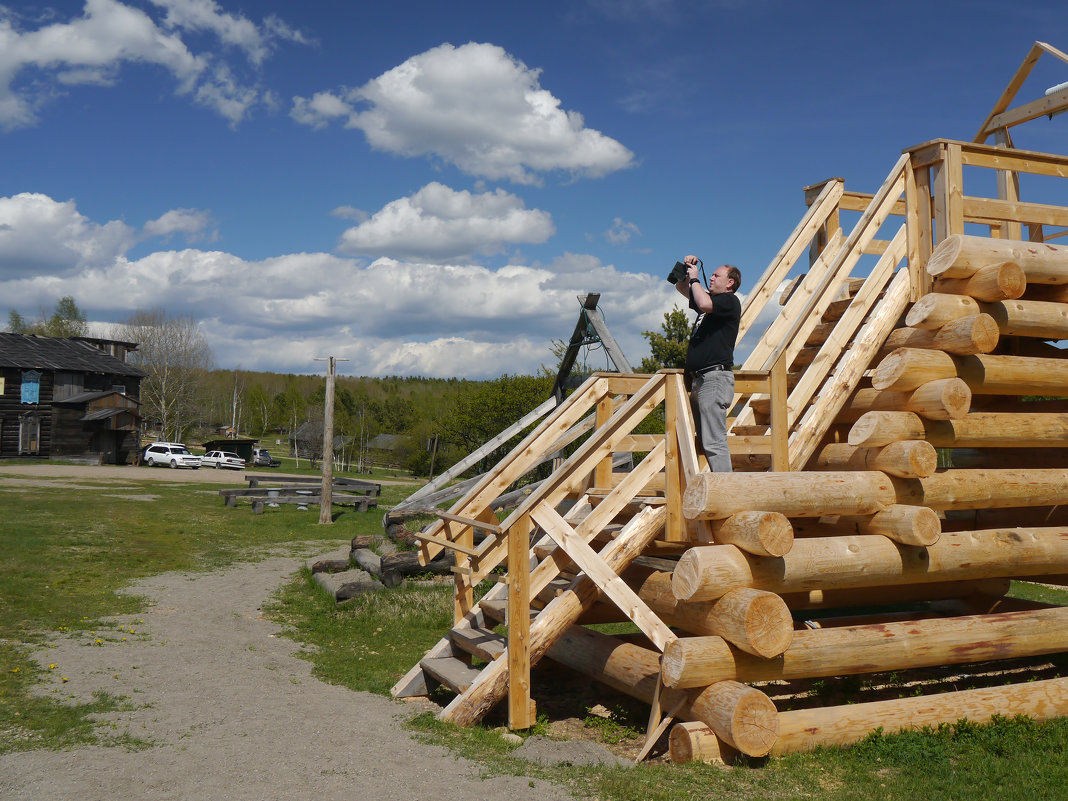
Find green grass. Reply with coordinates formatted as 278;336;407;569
4;471;1068;801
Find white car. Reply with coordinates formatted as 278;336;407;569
143;442;201;469
202;450;245;470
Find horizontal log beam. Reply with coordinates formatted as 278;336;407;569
671;527;1068;602
661;605;1068;688
772;675;1068;755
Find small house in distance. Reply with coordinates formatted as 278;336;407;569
0;333;146;464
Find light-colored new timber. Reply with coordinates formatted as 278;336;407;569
683;471;895;520
772;676;1068;755
660;605;1068;689
926;233;1068;281
671;528;1068;602
932;260;1026;301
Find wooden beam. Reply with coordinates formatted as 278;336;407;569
532;503;676;652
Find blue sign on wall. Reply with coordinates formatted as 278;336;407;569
21;370;40;404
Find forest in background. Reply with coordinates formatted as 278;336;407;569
7;297;688;478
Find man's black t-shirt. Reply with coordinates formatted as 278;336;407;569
685;291;740;374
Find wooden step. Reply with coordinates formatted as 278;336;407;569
420;657;482;694
449;627;506;662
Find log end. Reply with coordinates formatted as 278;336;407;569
738;589;794;658
925;234;965;277
669;721;738;765
703;680;780;757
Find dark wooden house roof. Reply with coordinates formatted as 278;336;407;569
0;333;146;377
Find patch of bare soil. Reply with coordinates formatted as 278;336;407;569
0;555;571;801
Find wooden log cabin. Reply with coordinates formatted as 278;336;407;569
0;333;145;464
389;41;1068;760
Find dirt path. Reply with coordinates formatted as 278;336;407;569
0;463;419;487
0;464;570;801
0;554;571;801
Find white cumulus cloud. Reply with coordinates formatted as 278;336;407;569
291;42;635;184
336;182;555;262
0;0;307;129
0;191;688;379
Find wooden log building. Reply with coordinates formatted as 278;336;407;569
0;333;145;464
389;41;1068;761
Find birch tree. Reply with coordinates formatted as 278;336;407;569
116;310;214;442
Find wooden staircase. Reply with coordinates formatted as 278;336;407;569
389;43;1068;757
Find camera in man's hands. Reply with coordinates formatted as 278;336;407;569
666;261;688;284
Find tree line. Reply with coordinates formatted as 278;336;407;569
7;297;691;477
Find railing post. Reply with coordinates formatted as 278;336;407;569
664;371;687;542
507;513;533;729
769;355;790;472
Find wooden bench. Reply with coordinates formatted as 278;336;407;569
219;485;378;513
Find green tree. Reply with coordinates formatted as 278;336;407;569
439;373;553;473
640;306;690;372
7;296;88;338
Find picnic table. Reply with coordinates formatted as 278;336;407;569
220;475;381;513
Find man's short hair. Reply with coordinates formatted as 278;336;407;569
723;265;741;293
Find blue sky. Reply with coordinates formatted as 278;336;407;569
2;0;1068;379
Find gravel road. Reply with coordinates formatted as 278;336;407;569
0;465;572;801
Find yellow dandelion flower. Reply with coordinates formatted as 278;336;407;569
48;663;57;670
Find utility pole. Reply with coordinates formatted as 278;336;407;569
313;355;349;525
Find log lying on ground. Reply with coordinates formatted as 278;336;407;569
980;298;1068;340
358;551;454;585
932;260;1026;301
633;571;793;657
872;349;1068;394
313;568;384;601
683;471;895;520
926;234;1068;282
836;378;971;422
849;411;1068;449
812;440;937;479
669;722;738;765
660;604;1068;689
771;675;1068;755
883;314;1000;355
546;625;778;757
709;511;793;557
671;528;1068;602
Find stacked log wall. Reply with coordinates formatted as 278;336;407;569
636;235;1068;762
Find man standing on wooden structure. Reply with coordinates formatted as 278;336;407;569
675;256;741;472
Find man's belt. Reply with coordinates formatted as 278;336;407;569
696;363;731;375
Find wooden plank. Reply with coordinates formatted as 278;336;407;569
434;510;502;534
417;376;613;564
974;42;1044;142
505;439;668;595
439;505;668;726
414;530;480;557
785;227;906;426
450;627;506;661
962;196;1068;229
738;179;846;339
664;372;685;542
531;504;676;652
468;376;667;583
788;268;912;471
399;397;556;508
985;84;1068;133
420;657;482;694
507;514;533;729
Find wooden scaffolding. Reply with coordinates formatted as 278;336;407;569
390;42;1068;761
